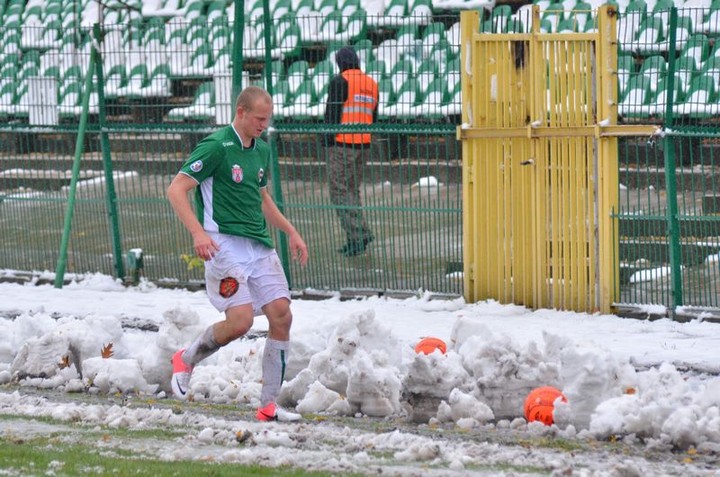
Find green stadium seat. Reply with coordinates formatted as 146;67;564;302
541;2;565;33
619;73;652;118
353;38;374;66
271;0;292;18
377;77;396;120
104;64;127;98
396;24;420;52
389;59;415;89
676;73;716;117
569;1;592;32
617;1;646;49
211;44;232;74
365;59;387;82
341;0;361;16
167;81;215;121
316;0;338;16
490;5;513;32
296;11;324;44
557;18;580;32
674;55;697;97
421;22;447;56
678;0;708;36
385;77;422;119
269;59;284;84
617;54;636;95
639;55;667;91
415;76;448;120
141;63;172;97
377;0;407;28
310;59;335;98
373;39;401;75
416;57;439;90
633;16;665;54
440;72;461;117
407;0;433;27
286;59;309;94
342;9;368;43
648;76;683;116
0;81;15;119
680;34;710;71
284;79;320;120
18;64;39;84
120;63;150;98
146;0;186;18
271;79;292;120
204;0;227;24
273;23;302;59
57;80;84;117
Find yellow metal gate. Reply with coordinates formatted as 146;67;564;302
459;6;648;313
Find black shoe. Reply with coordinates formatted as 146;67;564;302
338;235;374;257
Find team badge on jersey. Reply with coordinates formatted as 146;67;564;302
258;168;264;183
190;160;203;172
232;164;243;183
219;277;239;298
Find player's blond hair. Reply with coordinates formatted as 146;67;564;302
235;86;271;111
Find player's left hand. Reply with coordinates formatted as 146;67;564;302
289;232;308;266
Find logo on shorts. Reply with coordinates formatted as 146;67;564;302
258;168;264;183
232;164;243;183
190;160;203;173
219;277;239;298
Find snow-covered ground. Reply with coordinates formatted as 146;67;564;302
1;272;719;476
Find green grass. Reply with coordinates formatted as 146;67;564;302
0;434;337;477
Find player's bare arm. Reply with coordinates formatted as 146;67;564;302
167;173;220;260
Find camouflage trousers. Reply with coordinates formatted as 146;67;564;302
326;144;373;243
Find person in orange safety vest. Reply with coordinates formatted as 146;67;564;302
323;46;379;257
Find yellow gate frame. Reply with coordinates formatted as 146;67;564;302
459;6;657;313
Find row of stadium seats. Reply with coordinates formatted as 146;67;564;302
5;0;720;124
0;0;466;122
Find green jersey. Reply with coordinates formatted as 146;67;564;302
179;125;273;248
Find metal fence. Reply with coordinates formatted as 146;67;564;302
474;3;720;314
0;0;464;297
2;0;720;314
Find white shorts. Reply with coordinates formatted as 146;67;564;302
204;233;290;314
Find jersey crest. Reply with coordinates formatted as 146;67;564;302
219;277;239;298
190;160;203;172
232;164;243;183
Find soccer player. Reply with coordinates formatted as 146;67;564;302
166;86;308;421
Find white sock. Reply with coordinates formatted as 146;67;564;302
260;338;289;406
182;325;220;367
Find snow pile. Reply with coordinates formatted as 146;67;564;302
0;277;719;454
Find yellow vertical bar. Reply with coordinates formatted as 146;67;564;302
461;10;479;303
529;5;545;308
596;5;619;313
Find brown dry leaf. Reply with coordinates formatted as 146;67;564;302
101;343;114;359
58;355;71;369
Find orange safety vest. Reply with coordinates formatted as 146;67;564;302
335;69;378;145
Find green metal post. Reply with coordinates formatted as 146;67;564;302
94;23;125;281
54;35;99;288
663;8;683;315
231;0;245;104
261;0;291;284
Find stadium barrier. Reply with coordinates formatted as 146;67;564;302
0;1;719;316
0;3;464;298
